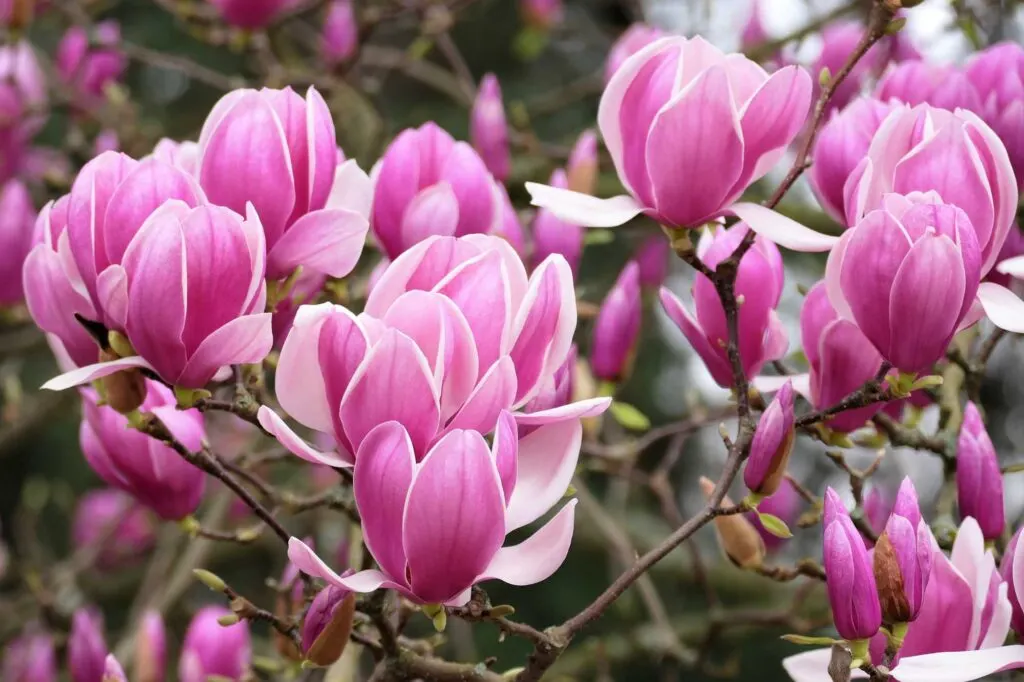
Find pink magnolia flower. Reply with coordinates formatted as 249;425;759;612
660;224;787;388
785;517;1024;682
566;129;598;195
527;36;831;251
81;379;206;520
288;415;578;606
875;60;981;112
825;195;981;373
179;606;250;682
55;22;125;101
3;631;56;682
321;0;358;66
822;488;881;641
40;202;273;390
634;234;669;288
371;123;502;260
0;40;46;124
68;608;107;682
744;381;795;497
604;23;667;84
531;169;583;275
101;656;128;682
72;489;156;569
740;0;769;53
470;74;510;182
875;478;933;624
135;611;165;682
196;86;371;280
207;0;294;29
0;180;34;305
258;234;607;467
964;42;1024;191
747;479;800;552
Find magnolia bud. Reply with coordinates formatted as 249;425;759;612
873;478;932;625
823;488;881;641
102;655;128;682
744;381;795;498
590;261;641;382
566;129;598;195
68;609;108;682
321;0;358;66
4;631;57;682
957;402;1005;541
699;477;765;569
531;168;583;276
134;611;166;682
302;586;356;667
470;73;510;182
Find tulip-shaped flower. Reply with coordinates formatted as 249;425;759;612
301;586;355;667
321;0;358;66
470;74;510;182
591;261;641;382
798;281;886;432
660;224;787;388
0;41;46;183
605;24;667;83
965;43;1024;192
823;488;881;645
531;169;583;275
873;478;933;628
809;98;895;222
80;380;206;520
875;61;981;112
566;129;598;195
55;22;125;102
179;606;251;682
526;36;827;251
207;0;293;29
68;609;108;682
3;631;56;682
825;196;982;373
135;611;165;682
785;516;1024;682
289;415;578;605
957;402;1005;541
744;381;795;498
72;490;156;569
519;0;562;30
197;86;371;281
41;202;273;391
0;180;35;306
371;123;502;259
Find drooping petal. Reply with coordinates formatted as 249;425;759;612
479;500;577;585
287;537;404;593
524;183;643;228
41;356;154;391
781;649;835;682
505;418;581;532
889;647;1024;682
658;287;733;387
977;281;1024;333
514;397;612;425
729;203;839;252
176;313;273;388
257;406;352;467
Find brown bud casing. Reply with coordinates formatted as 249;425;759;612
305;592;356;667
700;477;765;569
873;531;910;623
97;350;147;414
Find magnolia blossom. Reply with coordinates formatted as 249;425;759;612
604;23;667;83
785;518;1024;682
525;36;838;252
72;490;156;569
964;42;1024;191
3;632;56;682
531;169;583;275
55;22;125;101
0;41;47;183
470;74;510;182
321;0;358;66
68;609;108;682
875;61;981;112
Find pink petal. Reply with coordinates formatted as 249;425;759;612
492;411;518;503
96;266;128;330
266;207;368;280
400;182;460;251
287;537;402;592
658;287;733;387
737;66;812;184
523;183;643;228
276;303;343;433
318;307;371;449
479;499;577;586
996;255;1024;278
890;647;1024;682
257;406;352;467
446;357;518;434
440;142;500;237
977;281;1024;333
41;356;153;391
176;314;273;388
505;418;581;532
729;203;839;252
514;397;611;425
326;159;373;219
433;249;511;369
403;430;505;603
364;236;483;315
22;243;99;367
354;422;416;585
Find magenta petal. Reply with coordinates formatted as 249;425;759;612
176;313;273;388
403;430;505;603
339;329;440;457
659;287;733;387
266;207;368;280
440;142;499;237
96;266;128;331
434;250;511;369
505;418;581;532
257;406;352;467
446;357;518;434
41;356;153;391
479;500;577;586
737;65;812;184
354;422;416;585
492;411;518;503
22;244;99;367
288;537;402;593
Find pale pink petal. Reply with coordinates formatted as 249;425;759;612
977;281;1024;333
890;647;1024;682
325;159;373;219
505;418;581;532
257;406;352;467
729;203;839;252
287;537;403;592
980;582;1013;649
514;397;611;425
400;182;460;249
753;373;811;399
479;500;577;585
176;314;273;388
524;183;643;228
96;265;128;330
781;649;842;682
433;250;511;368
996;255;1024;278
492;410;518;503
266;208;369;279
41;356;153;391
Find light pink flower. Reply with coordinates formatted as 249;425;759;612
531;169;583;275
179;606;250;682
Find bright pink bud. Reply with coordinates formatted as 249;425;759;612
999;526;1024;637
747;479;800;551
744;381;795;497
565;129;598;195
863;484;894;540
0;180;35;305
826;196;982;373
605;23;667;83
874;478;933;624
81;380;206;520
371;123;502;259
55;22;125;101
957;402;1005;541
845;104;1018;276
875;60;982;112
591;261;641;382
822;488;882;641
301;585;354;664
470;74;510;182
102;656;128;682
207;0;293;29
634;234;669;288
809;98;895;222
3;631;56;682
800;281;887;432
321;0;358;66
660;225;787;388
519;0;562;30
68;608;108;682
531;168;583;275
135;611;166;682
965;42;1024;191
197;86;370;280
179;606;251;682
72;490;156;569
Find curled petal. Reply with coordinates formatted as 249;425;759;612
524;183;643;228
479;500;578;586
257;406;352;467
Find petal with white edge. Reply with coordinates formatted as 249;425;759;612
996;255;1024;278
257;406;352;467
524;183;643;228
977;281;1024;333
41;356;154;391
729;203;839;252
514;397;612;425
889;646;1024;682
287;537;404;592
479;500;577;586
753;373;811;399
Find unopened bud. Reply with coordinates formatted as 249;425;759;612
134;611;166;682
957;402;1005;541
590;261;641;383
97;350;146;414
744;381;796;498
566;129;598;195
873;478;932;625
192;569;227;593
699;477;765;569
823;488;881;641
102;655;128;682
302;586;356;667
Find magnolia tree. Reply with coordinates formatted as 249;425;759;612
2;0;1024;680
